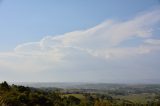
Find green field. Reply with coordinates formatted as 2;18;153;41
115;93;156;103
63;94;86;100
63;93;156;104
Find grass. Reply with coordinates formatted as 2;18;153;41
115;93;155;103
62;94;86;100
63;93;156;104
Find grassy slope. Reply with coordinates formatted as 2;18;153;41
116;93;155;103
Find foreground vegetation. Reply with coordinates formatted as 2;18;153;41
0;81;160;106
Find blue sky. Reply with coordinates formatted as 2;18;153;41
0;0;160;83
0;0;159;51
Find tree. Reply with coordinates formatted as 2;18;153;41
94;100;101;106
68;96;81;105
0;81;10;91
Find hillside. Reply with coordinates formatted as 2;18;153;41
1;81;160;106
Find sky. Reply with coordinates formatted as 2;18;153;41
0;0;160;83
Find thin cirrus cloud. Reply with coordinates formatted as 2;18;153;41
0;8;160;82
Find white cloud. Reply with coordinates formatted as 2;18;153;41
144;39;160;45
0;8;160;82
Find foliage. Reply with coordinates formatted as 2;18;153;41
0;81;160;106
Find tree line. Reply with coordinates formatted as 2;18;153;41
0;81;160;106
